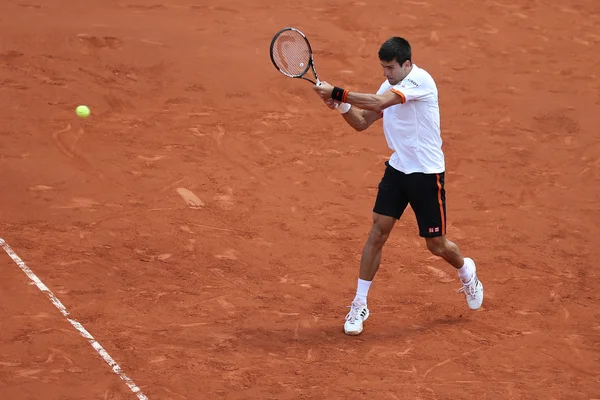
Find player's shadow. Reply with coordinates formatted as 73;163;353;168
240;313;471;352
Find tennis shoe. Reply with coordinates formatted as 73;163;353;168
458;258;484;310
344;300;369;335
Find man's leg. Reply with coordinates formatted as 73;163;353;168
425;235;470;281
424;235;463;269
345;162;407;336
425;236;483;310
345;213;396;336
359;213;397;281
353;212;396;302
408;172;483;310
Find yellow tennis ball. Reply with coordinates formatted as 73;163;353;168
76;105;91;118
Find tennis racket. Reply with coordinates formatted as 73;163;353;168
269;27;321;85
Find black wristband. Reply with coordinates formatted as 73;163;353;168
331;86;345;102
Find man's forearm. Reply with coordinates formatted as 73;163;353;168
344;92;384;112
323;82;400;112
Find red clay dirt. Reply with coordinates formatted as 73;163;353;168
1;0;600;399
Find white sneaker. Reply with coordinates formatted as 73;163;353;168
458;258;484;310
344;301;370;335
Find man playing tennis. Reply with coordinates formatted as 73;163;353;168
313;37;483;336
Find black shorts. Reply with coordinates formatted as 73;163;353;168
373;161;446;238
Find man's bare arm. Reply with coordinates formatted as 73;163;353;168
340;106;382;131
343;90;404;113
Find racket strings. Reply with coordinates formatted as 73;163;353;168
271;31;311;76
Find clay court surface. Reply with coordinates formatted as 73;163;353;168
1;0;600;399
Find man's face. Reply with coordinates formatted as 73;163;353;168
380;59;411;85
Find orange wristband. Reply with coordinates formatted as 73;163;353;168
342;89;349;103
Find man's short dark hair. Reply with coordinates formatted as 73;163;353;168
378;37;412;65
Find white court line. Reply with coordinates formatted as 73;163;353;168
0;238;148;400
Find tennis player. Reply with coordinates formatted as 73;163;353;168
313;37;484;335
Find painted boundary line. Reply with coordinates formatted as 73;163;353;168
0;238;148;399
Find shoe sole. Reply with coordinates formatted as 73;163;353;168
344;328;362;336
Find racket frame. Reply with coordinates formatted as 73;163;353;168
269;27;321;85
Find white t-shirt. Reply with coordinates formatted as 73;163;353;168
376;64;445;174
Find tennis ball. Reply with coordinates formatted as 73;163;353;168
76;105;91;118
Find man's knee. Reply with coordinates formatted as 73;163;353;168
426;236;446;256
368;214;395;248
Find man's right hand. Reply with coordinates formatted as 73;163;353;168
324;98;340;110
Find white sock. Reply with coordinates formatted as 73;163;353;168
457;258;474;283
354;278;372;304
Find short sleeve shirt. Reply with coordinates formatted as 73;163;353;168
376;64;445;174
